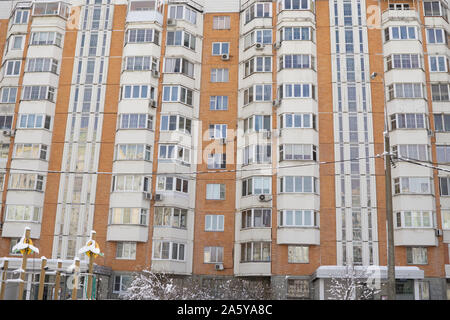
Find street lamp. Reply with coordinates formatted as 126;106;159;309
370;71;396;300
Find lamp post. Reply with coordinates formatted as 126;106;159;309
370;71;396;300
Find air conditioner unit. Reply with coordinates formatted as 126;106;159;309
263;131;271;139
435;229;443;237
167;18;176;26
143;192;152;200
273;41;281;49
258;194;272;202
154;193;163;201
151;70;160;78
272;99;280;107
2;130;14;137
149;99;157;108
255;42;264;50
215;264;224;271
221;53;230;61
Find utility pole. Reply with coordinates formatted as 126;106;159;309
384;131;396;300
371;71;396;300
0;259;8;300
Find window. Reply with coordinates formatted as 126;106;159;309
129;0;163;12
124;56;158;71
209;124;227;139
204;247;223;263
111;175;150;192
125;28;160;45
11;35;24;50
166;30;196;50
168;5;197;24
245;2;272;24
5;60;21;76
442;210;450;229
17;114;51;130
153;241;185;261
243;115;271;132
281;0;312;10
243;144;272;165
393;144;430;161
116;144;151;161
26;58;58;73
0;144;9;159
212;42;229;56
386;54;421;70
207;153;226;169
384;26;418;41
243;84;272;105
119;114;153;130
205;215;224;231
14;9;29;24
390;113;427;130
162;86;193;106
5;205;41;222
240;242;271;262
121;85;155;100
0;115;13;130
30;32;62;46
394;177;432;194
9;173;44;191
1;87;18;103
439;176;450;195
280;113;315;129
154;207;187;229
278;84;315;99
160;115;191;134
110;208;148;225
424;1;448;19
389;3;410;10
22;86;55;102
158;144;190;165
279;54;314;69
426;28;447;44
287;279;310;298
210;96;228;110
387;83;424;100
279;176;318;193
242;176;271;196
288;246;309;263
429;56;448;72
156;176;189;193
437;145;450;163
32;2;69;18
406;247;428;264
434;114;450;132
0;173;4;191
241;209;271;228
281;27;312;41
280;210;317;227
244;29;272;49
244;56;272;77
396;211;433;228
116;242;136;260
113;275;132;294
213;16;230;30
431;84;450;101
206;184;225;200
14;144;48;160
164;57;194;77
211;68;229;82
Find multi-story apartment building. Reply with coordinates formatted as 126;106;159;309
0;0;448;300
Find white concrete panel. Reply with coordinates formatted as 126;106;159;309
277;194;320;210
106;224;149;242
392;195;435;212
204;0;239;13
2;221;41;239
277;227;320;245
152;227;189;242
394;228;437;246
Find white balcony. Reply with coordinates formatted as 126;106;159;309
277;227;320;245
126;10;163;25
381;9;420;24
1;221;41;239
394;228;438;246
106;224;148;242
236;261;271;276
